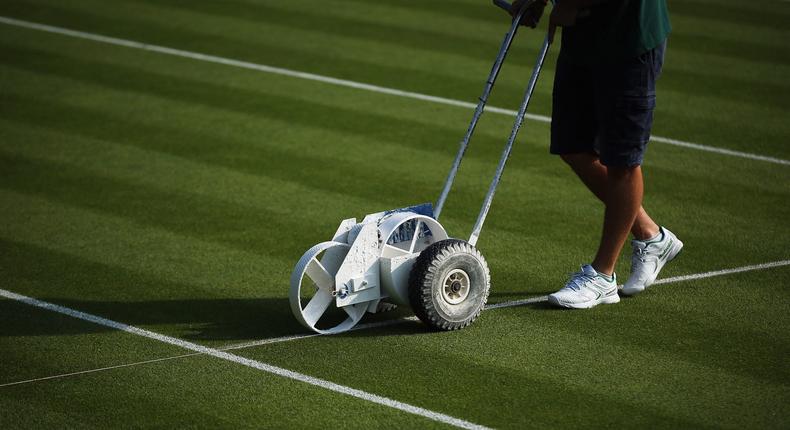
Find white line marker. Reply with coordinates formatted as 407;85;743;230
0;288;490;430
0;16;787;167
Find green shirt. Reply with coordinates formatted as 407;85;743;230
559;0;671;65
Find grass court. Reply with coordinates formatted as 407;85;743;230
1;0;788;428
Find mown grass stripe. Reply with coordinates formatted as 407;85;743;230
0;288;491;430
0;15;787;167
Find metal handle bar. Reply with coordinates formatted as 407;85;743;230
493;0;515;12
434;0;554;246
433;0;536;219
469;33;551;246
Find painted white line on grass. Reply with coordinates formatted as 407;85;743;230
484;295;548;310
0;353;200;388
0;332;326;388
220;317;419;351
0;334;319;389
0;16;787;167
2;258;787;388
648;135;789;166
4;258;788;389
484;259;790;310
0;16;540;117
0;289;490;430
220;333;321;351
652;259;790;285
0;316;422;389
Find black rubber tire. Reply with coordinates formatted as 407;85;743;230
408;239;490;331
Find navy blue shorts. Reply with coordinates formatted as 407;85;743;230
550;42;666;167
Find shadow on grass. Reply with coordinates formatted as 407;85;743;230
341;296;564;340
0;295;307;341
0;295;452;341
515;300;556;311
0;238;560;343
0;238;309;341
0;237;434;341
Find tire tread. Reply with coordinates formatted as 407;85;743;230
408;239;490;331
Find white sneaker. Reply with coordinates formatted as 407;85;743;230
548;264;620;309
621;226;684;296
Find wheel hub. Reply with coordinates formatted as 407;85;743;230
442;269;470;305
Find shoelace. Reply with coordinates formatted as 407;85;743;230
566;272;595;291
634;246;647;263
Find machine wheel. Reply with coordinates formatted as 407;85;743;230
408;239;490;331
289;241;368;334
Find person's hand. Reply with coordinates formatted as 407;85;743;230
510;0;548;29
547;0;580;43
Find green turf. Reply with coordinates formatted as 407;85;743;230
1;0;789;428
0;300;441;429
245;267;790;429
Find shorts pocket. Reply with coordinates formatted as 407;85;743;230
607;95;656;144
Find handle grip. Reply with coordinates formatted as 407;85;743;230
493;0;512;12
493;0;553;15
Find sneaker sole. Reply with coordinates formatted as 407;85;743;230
621;238;684;296
548;293;620;309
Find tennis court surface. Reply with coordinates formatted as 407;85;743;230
1;0;788;428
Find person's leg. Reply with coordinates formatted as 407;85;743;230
590;165;643;276
560;152;659;241
590;40;680;284
547;57;621;309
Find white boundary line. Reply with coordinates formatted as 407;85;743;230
484;295;548;310
2;259;788;390
0;353;201;388
218;317;418;351
0;289;489;430
0;332;329;388
488;259;790;310
0;318;420;388
652;259;790;285
0;332;325;389
0;16;787;167
648;135;789;166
